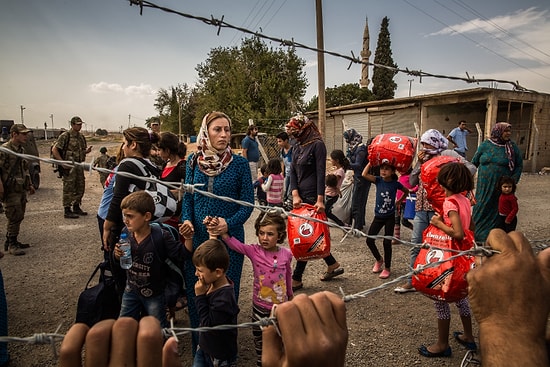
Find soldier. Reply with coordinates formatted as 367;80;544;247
51;116;92;218
0;124;36;255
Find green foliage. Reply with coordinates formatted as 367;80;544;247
152;84;196;135
305;83;374;111
372;16;398;100
95;129;108;136
194;36;308;133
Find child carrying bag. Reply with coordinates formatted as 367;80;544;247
287;204;331;261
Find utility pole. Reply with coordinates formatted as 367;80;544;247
315;0;326;137
128;114;131;128
20;105;26;124
408;79;413;97
50;114;54;130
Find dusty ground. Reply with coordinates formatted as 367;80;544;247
1;136;549;366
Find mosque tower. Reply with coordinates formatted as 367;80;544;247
360;16;371;89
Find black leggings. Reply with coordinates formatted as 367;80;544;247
366;215;395;268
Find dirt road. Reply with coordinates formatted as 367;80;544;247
1;137;549;366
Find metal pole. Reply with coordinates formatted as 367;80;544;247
315;0;326;137
50;114;54;130
20;105;25;124
408;79;413;97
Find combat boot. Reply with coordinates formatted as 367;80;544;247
73;204;88;216
64;207;79;219
7;238;25;256
11;236;29;249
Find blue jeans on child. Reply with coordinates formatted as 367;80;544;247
193;347;237;367
119;289;168;327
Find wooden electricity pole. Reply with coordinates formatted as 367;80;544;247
315;0;326;137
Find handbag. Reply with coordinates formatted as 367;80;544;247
124;158;178;222
287;204;331;261
75;261;121;327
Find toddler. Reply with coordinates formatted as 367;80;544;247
496;175;518;233
206;212;293;367
325;149;350;227
261;158;285;207
253;164;268;206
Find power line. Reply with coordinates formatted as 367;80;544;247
452;0;550;59
229;0;262;46
433;0;550;67
402;0;550;82
126;0;541;92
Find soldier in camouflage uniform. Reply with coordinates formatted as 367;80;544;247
51;116;92;218
0;124;36;255
93;146;110;188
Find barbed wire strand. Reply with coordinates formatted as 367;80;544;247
0;147;548;365
124;0;538;93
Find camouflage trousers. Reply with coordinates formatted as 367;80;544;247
4;192;27;237
62;165;85;207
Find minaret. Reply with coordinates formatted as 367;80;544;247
360;16;371;89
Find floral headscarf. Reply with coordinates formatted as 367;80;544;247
285;114;322;145
420;129;448;155
195;112;233;177
490;122;515;171
343;128;363;151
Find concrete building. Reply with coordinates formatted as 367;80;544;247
308;87;550;173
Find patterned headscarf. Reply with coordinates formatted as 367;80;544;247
196;112;233;177
343;128;363;151
285;114;322;145
490;122;515;171
420;129;448;155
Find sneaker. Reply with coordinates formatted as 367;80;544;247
379;269;391;279
372;260;384;273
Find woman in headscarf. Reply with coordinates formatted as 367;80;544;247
286;114;344;291
394;129;476;294
180;111;254;353
343;128;371;230
471;122;523;243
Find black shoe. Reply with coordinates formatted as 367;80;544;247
64;207;79;219
3;240;7;252
14;240;30;249
73;204;88;216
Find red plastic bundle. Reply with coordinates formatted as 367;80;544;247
287;204;331;261
420;155;461;214
368;134;417;174
412;224;475;302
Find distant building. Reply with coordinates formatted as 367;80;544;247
307;87;550;173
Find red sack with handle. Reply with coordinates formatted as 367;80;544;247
420;155;461;214
287;204;331;261
412;224;475;302
368;134;417;174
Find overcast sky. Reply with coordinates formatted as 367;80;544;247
1;0;549;131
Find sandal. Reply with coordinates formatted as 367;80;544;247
418;345;452;358
292;282;303;292
320;267;344;281
453;331;477;350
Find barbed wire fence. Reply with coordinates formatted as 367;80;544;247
0;147;548;367
126;0;540;94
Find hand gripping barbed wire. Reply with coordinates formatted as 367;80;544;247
0;147;549;358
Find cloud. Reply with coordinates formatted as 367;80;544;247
90;82;156;96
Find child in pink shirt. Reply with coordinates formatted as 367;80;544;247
205;212;293;367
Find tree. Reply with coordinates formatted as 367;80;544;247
194;36;308;133
305;83;374;111
372;16;398;100
152;83;196;135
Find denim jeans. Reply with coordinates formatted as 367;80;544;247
193;347;237;367
351;177;371;229
119;289;168;327
408;210;435;283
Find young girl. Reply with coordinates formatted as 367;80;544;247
205;212;293;367
261;158;285;207
325;149;350;227
496;175;518;233
419;162;476;358
362;161;409;279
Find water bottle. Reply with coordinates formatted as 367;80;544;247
119;232;132;270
